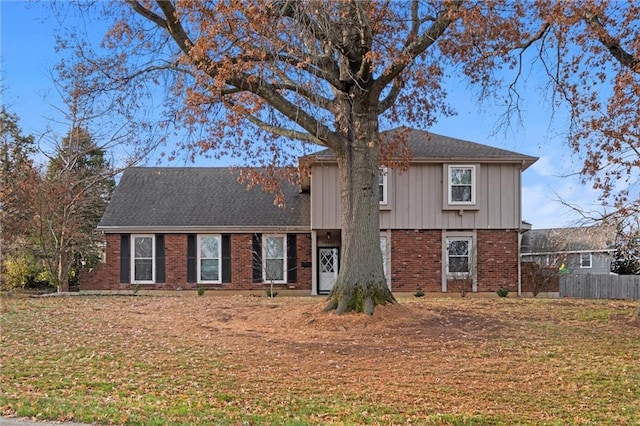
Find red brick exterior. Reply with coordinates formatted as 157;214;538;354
388;229;520;293
476;229;519;293
80;233;312;292
390;230;442;292
80;233;121;291
81;230;520;294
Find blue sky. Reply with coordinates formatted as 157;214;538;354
1;1;607;229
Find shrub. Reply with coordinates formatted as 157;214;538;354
414;289;425;297
2;256;52;290
496;287;509;297
265;288;278;298
197;285;205;296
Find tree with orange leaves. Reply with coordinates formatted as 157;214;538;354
0;107;40;289
58;0;638;313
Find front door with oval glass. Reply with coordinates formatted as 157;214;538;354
318;247;339;294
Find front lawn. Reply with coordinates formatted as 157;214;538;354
1;295;638;425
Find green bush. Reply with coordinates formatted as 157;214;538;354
2;256;52;290
414;289;425;297
197;285;206;296
496;287;509;297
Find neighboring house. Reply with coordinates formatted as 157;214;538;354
520;226;616;275
82;127;538;294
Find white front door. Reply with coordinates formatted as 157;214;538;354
318;248;339;294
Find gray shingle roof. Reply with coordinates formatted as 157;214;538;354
307;127;538;168
98;167;309;231
521;226;616;254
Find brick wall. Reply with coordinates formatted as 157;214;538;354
296;233;313;290
81;230;520;294
164;234;187;288
390;230;442;292
388;229;520;294
476;229;519;292
80;233;120;291
80;232;313;292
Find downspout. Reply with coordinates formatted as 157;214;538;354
518;159;525;297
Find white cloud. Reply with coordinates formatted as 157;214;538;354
529;156;559;177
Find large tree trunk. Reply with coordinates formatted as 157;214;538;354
324;116;396;315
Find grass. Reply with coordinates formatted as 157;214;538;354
1;294;639;425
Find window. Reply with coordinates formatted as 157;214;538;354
580;253;592;268
448;165;475;204
380;236;388;278
263;235;286;282
198;235;221;283
379;167;388;205
132;235;154;283
446;237;472;274
543;255;559;267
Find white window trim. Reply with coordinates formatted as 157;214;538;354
131;234;155;284
262;234;287;283
197;234;222;284
380;233;391;289
446;236;473;277
580;253;592;268
447;165;476;205
379;167;388;205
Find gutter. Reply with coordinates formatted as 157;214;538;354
96;225;312;234
518;232;522;297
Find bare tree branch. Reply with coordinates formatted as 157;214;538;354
584;11;640;74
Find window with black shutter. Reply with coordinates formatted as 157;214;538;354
187;234;196;283
222;234;232;283
155;234;165;283
287;234;297;283
120;234;130;283
252;233;262;283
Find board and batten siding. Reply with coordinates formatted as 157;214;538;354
310;163;522;230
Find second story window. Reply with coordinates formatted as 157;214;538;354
379;167;388;205
580;253;592;268
448;165;475;204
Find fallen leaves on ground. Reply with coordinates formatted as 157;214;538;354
1;295;639;425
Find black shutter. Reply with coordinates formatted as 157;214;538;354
252;233;262;283
155;234;165;283
187;234;196;283
120;234;130;283
222;234;232;283
287;234;297;283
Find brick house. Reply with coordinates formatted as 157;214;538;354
82;127;538;294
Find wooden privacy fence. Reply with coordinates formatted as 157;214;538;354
560;274;640;300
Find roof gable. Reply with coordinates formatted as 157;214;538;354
98;167;309;231
305;127;538;168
